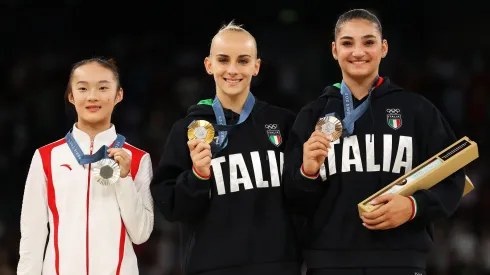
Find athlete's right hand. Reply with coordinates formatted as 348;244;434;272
302;130;331;175
188;139;213;177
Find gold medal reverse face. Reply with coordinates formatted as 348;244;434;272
187;120;215;144
315;116;343;141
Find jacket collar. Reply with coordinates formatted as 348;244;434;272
71;123;118;154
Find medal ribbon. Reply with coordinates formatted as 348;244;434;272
212;92;255;151
340;76;383;137
65;130;125;165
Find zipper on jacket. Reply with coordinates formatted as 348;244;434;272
86;140;94;275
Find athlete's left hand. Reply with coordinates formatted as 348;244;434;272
107;148;131;178
360;194;413;230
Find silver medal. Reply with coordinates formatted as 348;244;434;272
93;158;120;186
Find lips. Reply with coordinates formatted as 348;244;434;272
224;78;242;85
86;105;101;112
350;60;368;65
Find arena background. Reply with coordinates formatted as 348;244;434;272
1;2;489;274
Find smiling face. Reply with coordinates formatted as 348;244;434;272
204;30;261;98
67;62;122;127
332;18;388;82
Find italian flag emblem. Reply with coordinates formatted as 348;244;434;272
265;124;282;147
269;134;281;146
386;110;402;130
388;118;401;129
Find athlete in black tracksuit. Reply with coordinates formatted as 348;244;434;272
283;9;465;275
151;98;301;275
150;22;302;275
283;77;465;275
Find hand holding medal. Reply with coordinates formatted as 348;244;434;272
187;120;214;178
301;115;342;176
184;93;255;179
107;148;132;178
91;148;131;186
302;130;332;176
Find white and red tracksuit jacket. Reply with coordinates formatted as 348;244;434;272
17;125;154;275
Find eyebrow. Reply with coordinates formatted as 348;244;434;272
340;34;377;40
76;80;112;85
216;54;252;58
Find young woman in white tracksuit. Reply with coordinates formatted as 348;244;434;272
17;58;154;275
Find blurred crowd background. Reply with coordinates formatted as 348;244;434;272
0;2;489;275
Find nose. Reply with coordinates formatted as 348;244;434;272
352;45;365;58
87;88;99;102
226;63;238;75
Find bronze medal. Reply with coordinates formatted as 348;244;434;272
316;116;343;141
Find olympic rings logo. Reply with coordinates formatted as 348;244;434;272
265;124;278;130
386;109;400;114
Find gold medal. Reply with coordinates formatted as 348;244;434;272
187;120;215;144
316;116;343;141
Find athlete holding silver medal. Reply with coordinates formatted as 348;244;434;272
17;58;154;275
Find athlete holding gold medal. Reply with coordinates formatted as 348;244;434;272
151;21;301;275
17;58;154;275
